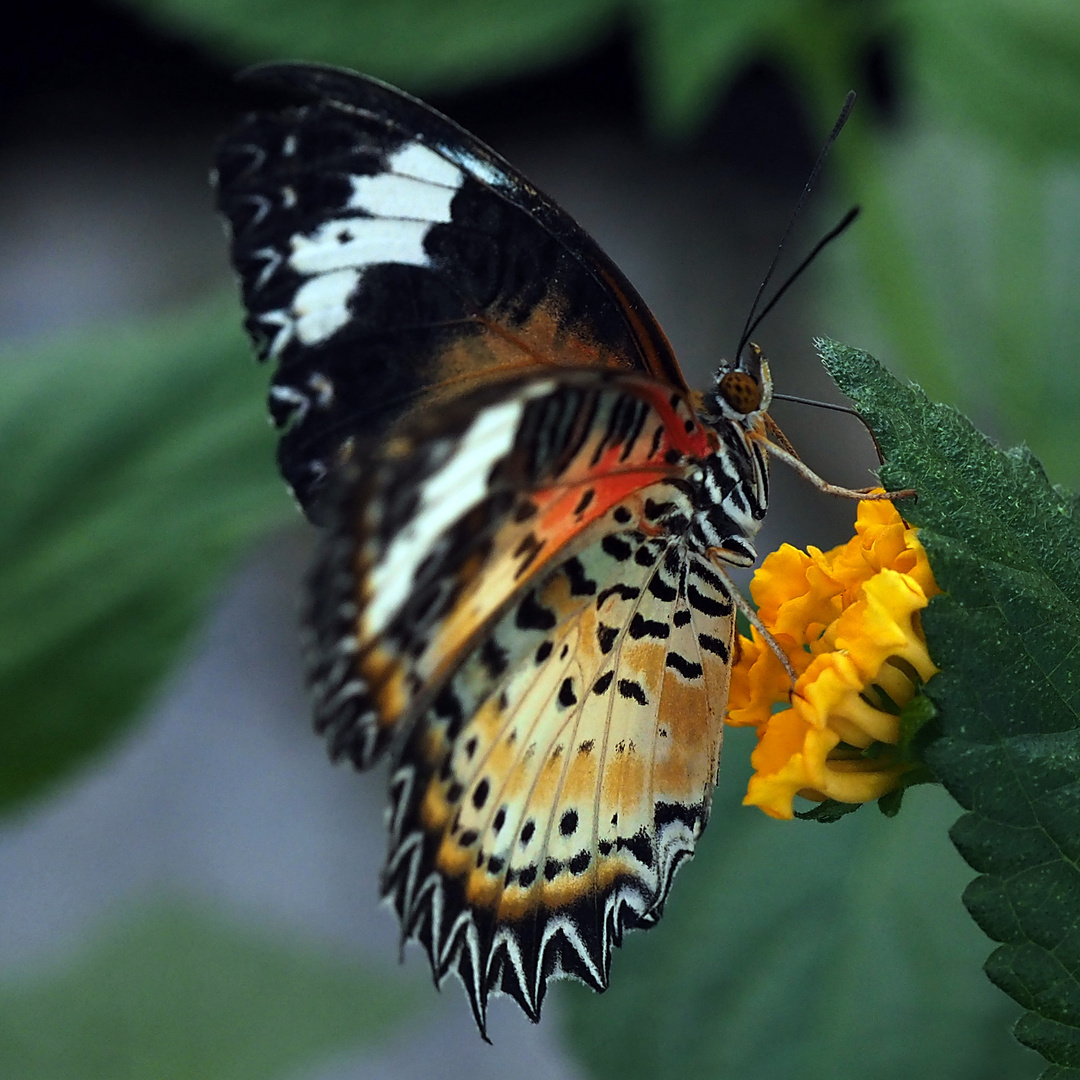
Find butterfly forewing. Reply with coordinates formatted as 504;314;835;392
214;63;687;519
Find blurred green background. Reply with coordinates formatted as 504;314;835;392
1;0;1074;1076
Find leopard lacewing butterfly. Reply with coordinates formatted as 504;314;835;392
214;63;865;1035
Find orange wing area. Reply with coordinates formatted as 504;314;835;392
418;279;686;412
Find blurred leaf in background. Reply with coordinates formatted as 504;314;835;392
0;897;419;1080
3;0;1072;812
124;0;624;94
0;298;294;813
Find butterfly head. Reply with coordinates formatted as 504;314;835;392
709;341;772;423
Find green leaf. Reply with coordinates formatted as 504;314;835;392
0;897;419;1080
818;338;1080;1074
793;797;860;822
0;297;293;813
905;0;1080;161
563;729;1036;1079
118;0;620;95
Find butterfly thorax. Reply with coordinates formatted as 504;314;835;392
688;342;773;567
688;414;769;568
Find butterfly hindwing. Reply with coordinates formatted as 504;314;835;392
379;530;734;1031
214;63;687;519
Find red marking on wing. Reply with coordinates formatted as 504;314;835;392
516;380;714;565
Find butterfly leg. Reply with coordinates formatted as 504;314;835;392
763;440;916;502
706;554;798;690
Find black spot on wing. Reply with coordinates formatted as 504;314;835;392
513;498;538;522
647;573;678;602
628;613;670;640
618;397;650;461
472;778;490;809
633;544;660;567
597;583;639;606
616;830;653;868
655;800;703;831
697;633;730;661
516;591;556;630
687;583;732;618
665;652;704;679
512;532;545;576
648;422;665;459
596;625;619;654
434;685;465;740
690;560;730;594
558;677;578;708
480;636;509;677
573;488;595;516
601;535;633;561
569;850;590;875
562;556;598;596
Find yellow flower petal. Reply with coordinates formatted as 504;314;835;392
744;708;841;819
726;629;806;730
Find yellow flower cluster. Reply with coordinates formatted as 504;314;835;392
726;496;941;819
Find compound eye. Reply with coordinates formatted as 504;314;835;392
718;370;763;414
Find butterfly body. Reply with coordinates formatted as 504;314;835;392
215;63;775;1033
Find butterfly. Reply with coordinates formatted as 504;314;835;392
213;63;886;1036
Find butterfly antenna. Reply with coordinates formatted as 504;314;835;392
770;391;886;464
741;205;860;345
735;91;857;361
